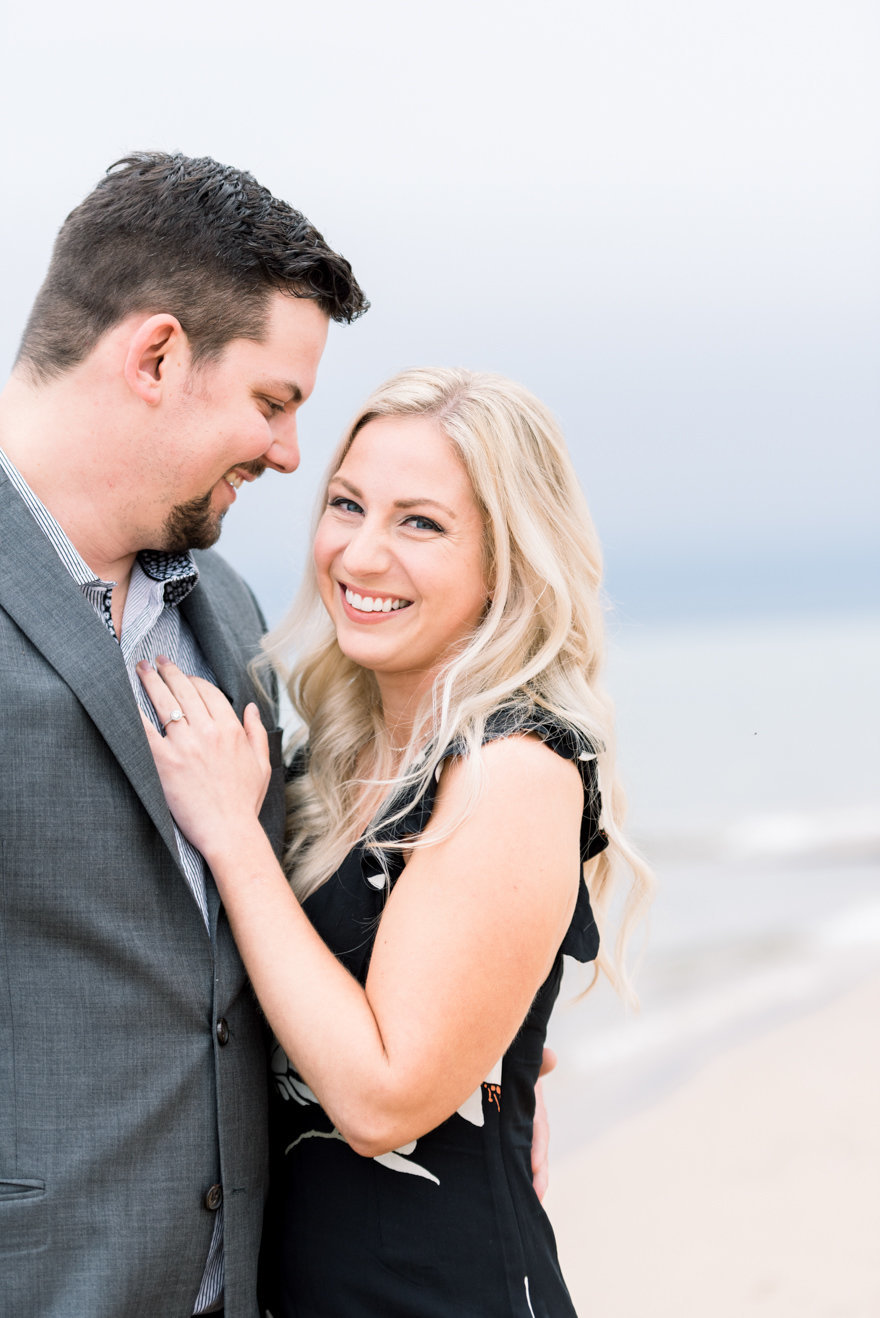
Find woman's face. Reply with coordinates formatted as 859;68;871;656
313;414;489;708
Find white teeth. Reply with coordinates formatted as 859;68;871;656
344;588;410;614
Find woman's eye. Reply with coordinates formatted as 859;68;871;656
328;496;363;515
404;515;444;533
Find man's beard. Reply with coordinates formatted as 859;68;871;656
160;462;266;553
161;491;224;553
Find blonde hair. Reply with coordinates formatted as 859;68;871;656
263;367;653;1002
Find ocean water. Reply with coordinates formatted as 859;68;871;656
546;613;880;1152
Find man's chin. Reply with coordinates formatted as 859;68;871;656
161;495;226;554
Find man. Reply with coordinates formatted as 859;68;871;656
0;152;367;1317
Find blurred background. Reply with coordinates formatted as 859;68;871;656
2;0;878;1296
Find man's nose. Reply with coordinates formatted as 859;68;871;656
265;414;300;474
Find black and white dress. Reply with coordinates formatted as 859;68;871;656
260;709;607;1318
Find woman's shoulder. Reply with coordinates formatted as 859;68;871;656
439;705;607;964
440;703;600;779
444;703;609;863
479;704;600;764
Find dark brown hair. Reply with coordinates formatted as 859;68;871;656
17;152;369;381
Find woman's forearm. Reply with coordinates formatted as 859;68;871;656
202;826;418;1155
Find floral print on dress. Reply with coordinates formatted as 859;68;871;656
270;1041;503;1186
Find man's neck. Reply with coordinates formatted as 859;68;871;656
0;372;140;588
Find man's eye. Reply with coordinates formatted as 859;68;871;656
266;400;285;414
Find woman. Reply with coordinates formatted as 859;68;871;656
139;368;652;1317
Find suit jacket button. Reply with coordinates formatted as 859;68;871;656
204;1184;223;1211
216;1018;230;1046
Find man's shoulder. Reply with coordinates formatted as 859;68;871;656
190;548;267;627
191;546;257;597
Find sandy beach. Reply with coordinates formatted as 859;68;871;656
547;971;880;1318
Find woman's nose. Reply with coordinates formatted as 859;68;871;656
340;521;392;577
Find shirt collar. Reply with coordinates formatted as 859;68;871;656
136;548;200;607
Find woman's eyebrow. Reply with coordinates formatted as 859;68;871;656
328;477;456;520
328;476;362;497
393;497;457;519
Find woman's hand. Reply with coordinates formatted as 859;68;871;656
137;658;271;860
532;1047;557;1201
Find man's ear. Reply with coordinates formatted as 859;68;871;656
122;314;188;405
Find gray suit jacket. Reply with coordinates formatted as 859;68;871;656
0;468;286;1317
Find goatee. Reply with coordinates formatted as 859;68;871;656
161;492;224;553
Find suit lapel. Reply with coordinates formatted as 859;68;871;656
181;569;288;942
179;582;242;942
179;581;251;717
0;476;183;870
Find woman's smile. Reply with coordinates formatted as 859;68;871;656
340;583;413;616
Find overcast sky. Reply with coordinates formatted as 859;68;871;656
2;0;876;625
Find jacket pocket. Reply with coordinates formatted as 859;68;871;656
0;1178;47;1254
0;1178;44;1200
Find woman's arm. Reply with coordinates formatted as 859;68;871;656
138;659;583;1156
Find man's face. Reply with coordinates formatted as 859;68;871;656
149;292;329;552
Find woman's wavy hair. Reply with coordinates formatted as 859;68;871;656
262;367;653;1002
